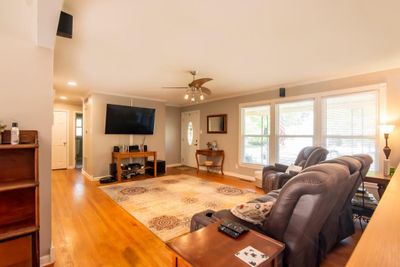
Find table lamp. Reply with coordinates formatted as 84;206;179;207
380;124;395;176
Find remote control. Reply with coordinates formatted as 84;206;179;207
218;225;240;239
221;221;249;234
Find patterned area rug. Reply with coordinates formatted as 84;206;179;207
100;174;258;242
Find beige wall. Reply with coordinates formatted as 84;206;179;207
182;68;400;177
84;93;166;178
54;102;83;168
0;1;59;257
166;106;181;165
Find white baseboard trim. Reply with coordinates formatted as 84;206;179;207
82;169;111;181
81;169;95;181
224;171;256;182
166;163;182;168
198;167;255;182
40;246;55;267
92;175;109;181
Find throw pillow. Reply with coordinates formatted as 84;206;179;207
285;164;302;174
231;201;275;225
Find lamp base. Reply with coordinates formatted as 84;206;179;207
383;159;390;176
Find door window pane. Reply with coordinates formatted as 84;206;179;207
76;128;83;137
187;121;193;145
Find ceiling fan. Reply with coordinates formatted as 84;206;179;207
163;71;213;102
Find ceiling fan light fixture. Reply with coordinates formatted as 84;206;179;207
184;94;189;100
200;94;204;101
191;97;195;102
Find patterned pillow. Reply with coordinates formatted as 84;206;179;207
230;201;275;225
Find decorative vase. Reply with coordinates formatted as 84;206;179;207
383;159;390;176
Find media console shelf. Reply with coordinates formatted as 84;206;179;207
112;151;157;182
0;130;39;267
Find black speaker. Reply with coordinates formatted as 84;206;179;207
113;146;120;152
279;88;286;97
57;11;73;38
146;160;166;175
143;145;148;152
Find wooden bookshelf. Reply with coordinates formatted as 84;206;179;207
0;130;39;267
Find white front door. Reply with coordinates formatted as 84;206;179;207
181;110;200;167
52;110;68;169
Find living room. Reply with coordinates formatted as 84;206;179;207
1;1;400;267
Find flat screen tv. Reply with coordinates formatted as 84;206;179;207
105;104;155;135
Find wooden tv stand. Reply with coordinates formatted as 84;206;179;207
112;151;157;182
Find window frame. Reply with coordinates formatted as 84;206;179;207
238;83;386;172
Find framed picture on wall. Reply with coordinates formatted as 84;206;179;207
207;114;227;134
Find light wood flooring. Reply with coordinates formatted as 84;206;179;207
52;168;361;267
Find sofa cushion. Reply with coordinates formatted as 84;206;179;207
231;201;275;225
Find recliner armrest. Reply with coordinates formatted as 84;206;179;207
274;163;289;172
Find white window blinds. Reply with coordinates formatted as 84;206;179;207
322;91;379;170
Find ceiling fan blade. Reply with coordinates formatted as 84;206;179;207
189;78;213;88
162;86;188;89
201;87;212;95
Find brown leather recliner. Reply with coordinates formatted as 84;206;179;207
191;162;349;267
262;146;329;192
317;154;372;261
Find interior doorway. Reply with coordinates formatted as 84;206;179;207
52;110;68;169
75;113;83;169
181;110;200;167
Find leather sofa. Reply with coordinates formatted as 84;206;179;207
262;146;329;192
191;162;349;267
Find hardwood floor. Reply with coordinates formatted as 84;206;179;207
52;168;361;266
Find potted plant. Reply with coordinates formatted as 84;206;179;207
0;122;6;144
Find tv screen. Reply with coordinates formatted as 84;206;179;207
105;104;155;135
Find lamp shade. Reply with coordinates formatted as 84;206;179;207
379;124;395;134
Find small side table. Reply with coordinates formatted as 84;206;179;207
365;171;391;198
167;221;285;267
195;149;225;175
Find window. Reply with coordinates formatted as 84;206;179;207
276;100;314;164
76;118;83;137
187;121;193;145
239;85;383;171
240;105;270;165
322;91;379;170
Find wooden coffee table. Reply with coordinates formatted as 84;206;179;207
167;221;285;267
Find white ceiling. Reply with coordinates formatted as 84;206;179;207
54;0;400;106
